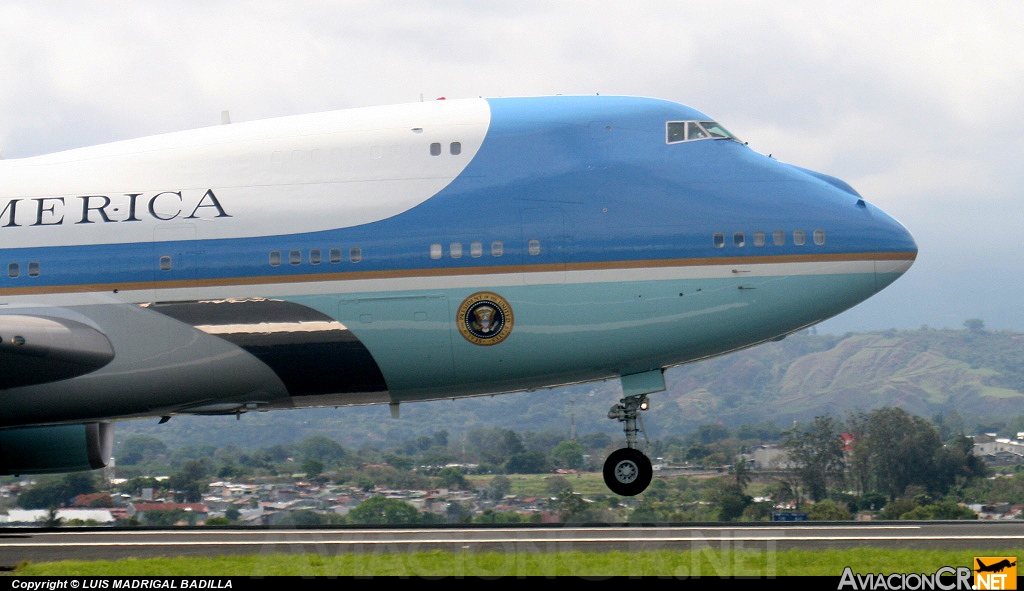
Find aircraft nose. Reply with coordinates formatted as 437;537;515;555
870;204;917;292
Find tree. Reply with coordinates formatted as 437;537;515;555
878;496;920;520
734;457;751;491
117;476;163;498
703;478;751;522
347;496;421;525
301;457;324;479
18;473;98;510
117;435;169;465
484;475;511;500
474;510;526;524
142;509;187;526
849;408;950;500
741;502;774;521
695;424;731;445
169;459;210;503
963;318;985;332
554;488;588;522
807;499;852;521
297;436;347;466
578;432;612;454
437;466;467;490
899;501;977;520
551;440;585;470
933;434;987;490
445;501;471;523
504;450;549;474
685;443;713;463
467;428;525;466
171;444;218;467
545;475;572;496
277;510;346;526
857;492;888;512
783;416;846;501
41;508;62;528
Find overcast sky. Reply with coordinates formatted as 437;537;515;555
1;1;1021;333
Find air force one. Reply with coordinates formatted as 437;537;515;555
0;96;916;495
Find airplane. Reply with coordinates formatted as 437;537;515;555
976;559;1016;573
0;95;916;496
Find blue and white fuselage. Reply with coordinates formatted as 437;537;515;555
0;96;915;479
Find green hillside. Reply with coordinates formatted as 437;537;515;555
661;328;1024;432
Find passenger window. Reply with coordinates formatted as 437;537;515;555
430;143;441;156
528;239;541;256
6;263;17;278
28;262;40;277
794;230;806;246
269;251;281;266
733;232;745;247
713;233;725;248
310;249;321;265
330;248;342;263
813;229;826;245
290;250;301;265
450;142;461;155
350;247;362;263
491;241;504;257
470;241;482;258
160;256;172;271
450;243;463;258
430;243;442;260
753;232;765;247
773;230;785;246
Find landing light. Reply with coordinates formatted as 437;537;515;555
639;401;649;411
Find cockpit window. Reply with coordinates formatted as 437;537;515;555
666;120;740;144
688;122;709;140
701;121;737;140
667;122;685;143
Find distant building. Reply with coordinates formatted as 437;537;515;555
743;445;795;470
972;434;1024;466
0;509;115;525
128;502;209;523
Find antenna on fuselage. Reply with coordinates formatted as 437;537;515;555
221;110;231;125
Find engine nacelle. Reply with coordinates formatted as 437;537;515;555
0;422;113;475
0;315;115;390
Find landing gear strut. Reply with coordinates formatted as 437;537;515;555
604;394;653;496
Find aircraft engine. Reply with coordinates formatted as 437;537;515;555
0;422;113;475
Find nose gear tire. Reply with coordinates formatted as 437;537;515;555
603;447;653;496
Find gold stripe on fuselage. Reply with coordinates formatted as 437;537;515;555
0;251;918;297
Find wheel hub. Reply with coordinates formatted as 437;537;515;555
614;460;638;483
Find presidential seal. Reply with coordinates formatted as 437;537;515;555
456;292;514;346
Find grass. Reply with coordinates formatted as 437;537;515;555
10;548;1020;577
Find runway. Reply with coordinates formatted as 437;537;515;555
1;522;1021;566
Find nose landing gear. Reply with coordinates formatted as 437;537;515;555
604;393;653;496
